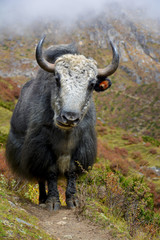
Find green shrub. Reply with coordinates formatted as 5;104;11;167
77;165;160;237
0;131;8;144
142;136;160;147
0;100;15;111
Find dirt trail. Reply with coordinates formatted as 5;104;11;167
26;203;113;240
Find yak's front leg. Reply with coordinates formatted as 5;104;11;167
46;171;61;211
39;180;47;204
65;171;79;209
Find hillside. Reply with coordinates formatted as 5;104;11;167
0;5;160;139
0;3;160;239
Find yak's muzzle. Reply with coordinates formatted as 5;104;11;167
56;111;80;129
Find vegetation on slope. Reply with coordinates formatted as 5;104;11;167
1;119;159;239
0;175;55;240
0;76;20;144
76;165;160;239
0;10;160;238
94;81;160;140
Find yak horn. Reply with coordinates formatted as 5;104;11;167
97;41;119;77
36;35;55;73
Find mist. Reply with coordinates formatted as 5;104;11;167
0;0;160;33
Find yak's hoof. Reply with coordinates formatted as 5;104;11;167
66;196;79;209
45;197;61;211
39;196;47;205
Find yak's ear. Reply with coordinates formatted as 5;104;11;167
94;78;112;92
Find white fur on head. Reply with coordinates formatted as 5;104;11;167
55;54;98;113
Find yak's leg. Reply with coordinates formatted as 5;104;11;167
38;181;47;204
65;171;79;209
46;171;61;211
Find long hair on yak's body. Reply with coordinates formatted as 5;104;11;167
6;43;97;181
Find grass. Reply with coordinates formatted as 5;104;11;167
0;175;55;240
77;167;160;240
82;199;130;238
0;28;160;239
0;106;12;134
0;115;160;239
94;81;160;140
97;125;160;168
96;123;160;213
76;163;160;240
0;105;12;144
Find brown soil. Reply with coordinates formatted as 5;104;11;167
26;203;114;240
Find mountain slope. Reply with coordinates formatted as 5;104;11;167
0;5;159;139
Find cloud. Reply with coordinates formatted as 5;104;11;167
0;0;159;32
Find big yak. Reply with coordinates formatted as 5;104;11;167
6;36;119;210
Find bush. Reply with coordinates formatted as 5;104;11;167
142;136;160;147
0;174;39;204
0;131;8;144
77;165;160;237
122;134;141;145
110;158;129;175
131;151;142;160
149;148;157;155
0;77;20;102
120;176;154;235
114;147;128;158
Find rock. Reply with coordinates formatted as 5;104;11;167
8;200;16;208
16;218;33;226
57;221;67;226
64;235;73;239
149;167;160;176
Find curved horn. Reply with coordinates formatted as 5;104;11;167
36;35;55;73
97;41;119;77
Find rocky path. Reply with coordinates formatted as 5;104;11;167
26;203;113;240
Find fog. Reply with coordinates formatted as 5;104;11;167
0;0;160;32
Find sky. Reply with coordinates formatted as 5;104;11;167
0;0;160;31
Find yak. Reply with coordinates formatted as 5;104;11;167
6;36;119;211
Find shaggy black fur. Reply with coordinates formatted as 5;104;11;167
6;44;97;210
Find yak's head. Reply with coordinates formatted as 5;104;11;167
36;36;119;130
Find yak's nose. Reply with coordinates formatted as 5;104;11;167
61;111;80;126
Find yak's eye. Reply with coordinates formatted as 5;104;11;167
88;80;95;91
